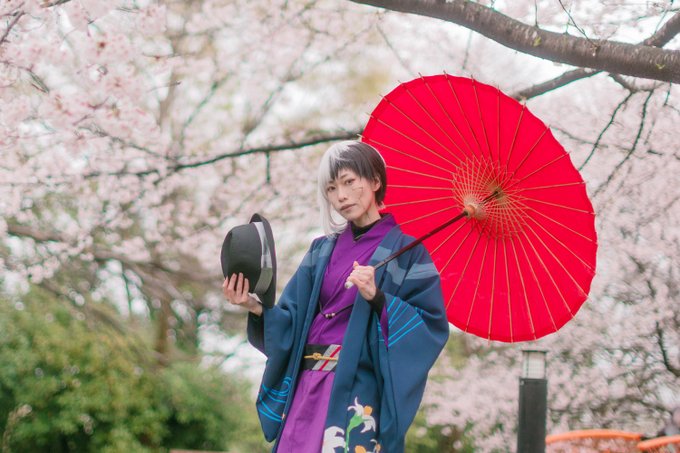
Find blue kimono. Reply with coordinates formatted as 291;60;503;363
247;222;449;452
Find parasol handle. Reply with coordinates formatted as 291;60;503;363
344;209;471;289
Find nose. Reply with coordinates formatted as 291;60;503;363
337;185;349;200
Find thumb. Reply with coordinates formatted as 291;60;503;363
353;261;359;268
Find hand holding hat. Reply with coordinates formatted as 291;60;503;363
222;272;261;315
220;213;277;309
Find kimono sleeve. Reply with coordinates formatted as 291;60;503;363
377;243;449;444
247;240;316;357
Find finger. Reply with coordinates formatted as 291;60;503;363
243;276;250;296
224;274;236;297
228;273;237;290
236;273;244;296
346;275;359;288
353;261;359;269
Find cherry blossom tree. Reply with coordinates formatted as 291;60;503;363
1;0;679;450
345;1;679;449
1;0;377;358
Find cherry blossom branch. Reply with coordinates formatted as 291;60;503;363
5;222;213;284
513;9;680;100
377;24;414;74
593;89;655;196
231;19;375;152
349;0;680;83
1;130;362;187
178;75;231;146
0;10;24;46
557;0;594;45
579;92;636;170
175;130;361;170
644;10;680;47
655;322;680;377
512;68;599;101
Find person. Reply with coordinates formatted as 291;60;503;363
656;406;680;437
223;140;449;452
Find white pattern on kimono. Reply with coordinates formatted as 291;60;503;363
322;426;345;453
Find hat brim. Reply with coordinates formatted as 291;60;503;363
249;213;277;309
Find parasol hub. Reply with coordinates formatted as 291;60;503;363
462;200;486;220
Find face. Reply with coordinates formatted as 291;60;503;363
325;168;381;227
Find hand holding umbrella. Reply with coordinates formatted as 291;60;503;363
346;261;378;300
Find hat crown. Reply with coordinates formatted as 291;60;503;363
220;213;277;308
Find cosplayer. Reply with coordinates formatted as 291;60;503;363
223;140;449;452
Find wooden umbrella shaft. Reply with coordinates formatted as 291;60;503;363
374;210;469;270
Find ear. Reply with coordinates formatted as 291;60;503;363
371;176;381;192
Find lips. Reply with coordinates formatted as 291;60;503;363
340;204;354;212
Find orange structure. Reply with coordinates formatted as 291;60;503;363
637;435;680;452
545;429;642;453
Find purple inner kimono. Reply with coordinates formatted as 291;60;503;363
276;215;394;451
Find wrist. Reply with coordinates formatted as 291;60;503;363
367;289;386;314
247;296;263;316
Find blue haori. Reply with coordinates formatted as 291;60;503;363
277;215;393;451
247;214;449;453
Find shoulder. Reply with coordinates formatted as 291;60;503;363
388;227;433;263
300;234;337;267
379;227;439;282
310;233;335;251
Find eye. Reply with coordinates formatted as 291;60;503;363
345;178;355;185
326;185;336;193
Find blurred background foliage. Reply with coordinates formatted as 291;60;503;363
0;286;268;453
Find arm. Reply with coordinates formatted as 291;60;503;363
246;241;317;355
377;243;449;442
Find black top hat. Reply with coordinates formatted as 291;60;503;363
220;213;277;309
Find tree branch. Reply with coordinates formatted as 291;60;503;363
643;10;680;47
0;10;24;46
512;9;680;100
579;91;635;170
655;322;680;378
5;222;213;284
350;0;680;83
512;68;598;100
175;130;361;170
593;89;655;196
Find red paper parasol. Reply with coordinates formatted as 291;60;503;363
362;74;597;342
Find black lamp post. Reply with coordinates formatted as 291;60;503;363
517;349;548;453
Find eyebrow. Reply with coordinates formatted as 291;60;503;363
336;171;354;179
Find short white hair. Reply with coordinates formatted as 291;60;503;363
317;140;387;236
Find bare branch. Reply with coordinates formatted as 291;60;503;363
5;222;213;284
579;91;635;170
179;75;230;146
175;130;361;171
0;10;24;46
511;10;679;100
644;11;680;47
512;68;598;100
350;0;680;83
593;90;655;196
377;24;414;73
656;322;680;378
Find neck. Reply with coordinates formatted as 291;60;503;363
352;205;381;228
